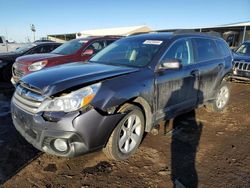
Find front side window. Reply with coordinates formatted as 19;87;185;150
236;42;250;55
194;38;219;62
90;38;164;67
15;44;37;53
162;39;193;66
52;39;87;55
85;41;105;54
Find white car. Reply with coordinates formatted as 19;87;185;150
0;36;26;53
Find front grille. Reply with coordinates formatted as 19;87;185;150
233;61;250;72
12;84;45;114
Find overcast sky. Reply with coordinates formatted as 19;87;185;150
1;0;250;42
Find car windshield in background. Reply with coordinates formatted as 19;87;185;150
15;44;36;53
90;38;164;67
236;43;250;55
52;39;88;55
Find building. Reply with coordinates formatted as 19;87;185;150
47;25;151;42
157;21;250;48
47;22;250;48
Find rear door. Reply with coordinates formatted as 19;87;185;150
192;38;225;103
155;38;199;120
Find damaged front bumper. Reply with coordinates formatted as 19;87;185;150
11;101;125;157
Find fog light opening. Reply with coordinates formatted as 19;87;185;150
53;139;69;152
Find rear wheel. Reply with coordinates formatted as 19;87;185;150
205;82;230;112
103;104;145;160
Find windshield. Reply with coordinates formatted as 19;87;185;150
15;43;36;53
90;38;164;67
236;43;250;55
52;39;88;55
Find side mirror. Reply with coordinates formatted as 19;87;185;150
82;49;94;56
160;59;182;70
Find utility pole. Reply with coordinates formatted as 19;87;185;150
30;24;36;42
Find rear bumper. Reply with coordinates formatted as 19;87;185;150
11;101;125;157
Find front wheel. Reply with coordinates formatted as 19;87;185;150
205;82;230;112
103;105;145;160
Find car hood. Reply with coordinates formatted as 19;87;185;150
20;62;139;96
16;53;63;63
233;52;250;62
0;51;20;62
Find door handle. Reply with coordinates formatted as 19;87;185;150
190;70;199;77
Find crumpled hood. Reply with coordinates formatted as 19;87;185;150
16;53;63;64
20;62;139;96
233;52;250;62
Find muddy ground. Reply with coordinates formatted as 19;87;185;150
1;82;250;188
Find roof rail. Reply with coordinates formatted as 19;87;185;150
102;35;124;38
128;31;158;36
173;29;221;37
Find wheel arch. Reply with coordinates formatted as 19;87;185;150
117;96;154;133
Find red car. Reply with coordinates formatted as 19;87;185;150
12;36;121;84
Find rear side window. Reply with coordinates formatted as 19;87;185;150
193;38;219;62
106;40;115;46
0;38;3;43
162;39;194;66
216;40;231;57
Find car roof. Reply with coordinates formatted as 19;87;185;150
73;35;122;42
125;32;222;41
34;42;61;45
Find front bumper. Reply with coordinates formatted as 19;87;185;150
231;69;250;81
11;101;125;157
232;61;250;81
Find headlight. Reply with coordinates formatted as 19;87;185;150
38;83;101;112
28;60;48;72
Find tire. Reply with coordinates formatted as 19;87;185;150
205;82;230;112
103;104;145;160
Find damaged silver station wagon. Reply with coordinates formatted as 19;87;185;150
11;33;232;160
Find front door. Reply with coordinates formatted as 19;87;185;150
155;38;199;120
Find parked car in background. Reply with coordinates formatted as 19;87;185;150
11;36;121;84
232;40;250;81
0;42;61;82
11;33;232;160
0;36;27;53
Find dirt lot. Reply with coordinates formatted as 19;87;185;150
1;82;250;188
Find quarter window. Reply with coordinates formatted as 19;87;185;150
216;40;231;57
162;39;193;66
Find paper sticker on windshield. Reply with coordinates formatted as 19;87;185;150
79;40;88;44
143;40;163;45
